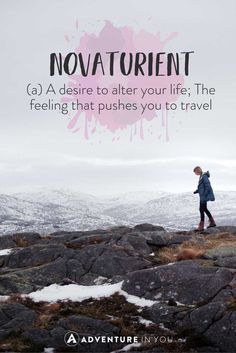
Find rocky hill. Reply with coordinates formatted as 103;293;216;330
0;224;236;352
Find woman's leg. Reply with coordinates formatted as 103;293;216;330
199;202;205;222
204;202;213;219
204;202;216;227
197;202;205;230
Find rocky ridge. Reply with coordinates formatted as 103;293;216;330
0;224;236;352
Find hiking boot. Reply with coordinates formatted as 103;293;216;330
207;217;216;228
196;221;204;231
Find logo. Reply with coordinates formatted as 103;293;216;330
64;331;80;347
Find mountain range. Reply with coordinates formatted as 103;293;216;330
0;188;235;235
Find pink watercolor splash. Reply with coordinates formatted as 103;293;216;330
63;21;184;140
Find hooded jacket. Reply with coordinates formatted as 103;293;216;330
194;171;215;203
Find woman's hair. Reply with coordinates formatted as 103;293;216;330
193;166;202;173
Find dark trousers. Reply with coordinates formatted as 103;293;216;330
199;202;212;222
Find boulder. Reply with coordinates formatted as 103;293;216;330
134;223;165;232
58;314;120;335
0;303;37;340
116;233;152;253
216;226;236;234
215;256;236;268
22;328;51;347
137;231;170;247
142;303;188;330
204;311;236;352
179;301;226;334
167;233;192;245
90;249;151;277
3;244;74;269
0;258;69;294
65;233;115;248
55;315;122;352
122;260;232;305
203;247;236;260
0;235;15;250
12;232;41;246
75;243;151;278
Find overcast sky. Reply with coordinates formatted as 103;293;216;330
0;0;235;195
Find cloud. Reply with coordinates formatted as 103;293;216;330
60;154;236;168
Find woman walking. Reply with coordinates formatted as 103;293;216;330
193;166;216;231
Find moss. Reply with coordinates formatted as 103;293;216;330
56;293;139;319
199;259;216;268
13;239;29;247
225;297;236;312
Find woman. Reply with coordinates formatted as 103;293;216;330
193;166;216;231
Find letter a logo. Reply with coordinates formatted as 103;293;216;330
64;331;80;346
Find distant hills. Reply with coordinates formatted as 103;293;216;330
0;188;235;235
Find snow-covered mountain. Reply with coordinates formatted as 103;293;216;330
125;192;236;230
0;190;121;235
0;189;235;235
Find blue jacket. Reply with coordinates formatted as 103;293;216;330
194;171;215;203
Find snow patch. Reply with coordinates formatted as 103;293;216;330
0;295;9;302
27;282;123;302
44;348;55;353
138;316;154;326
0;248;13;256
93;276;108;285
27;281;157;307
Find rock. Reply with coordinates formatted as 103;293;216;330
23;326;70;350
203;247;236;260
168;233;192;245
65;258;87;282
0;303;37;340
49;230;84;236
211;288;236;302
22;328;51;347
1;223;236;353
86;247;151;277
0;235;15;250
142;303;188;330
0;239;152;294
116;233;152;253
122;260;232;305
215;256;236;268
193;347;220;353
66;233;116;248
202;227;223;235
203;226;236;236
75;243;151;278
55;315;122;352
138;231;170;247
179;301;226;334
3;244;74;269
12;232;41;246
204;311;236;352
107;226;132;234
216;226;236;234
134;223;165;232
0;258;69;294
58;314;120;335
